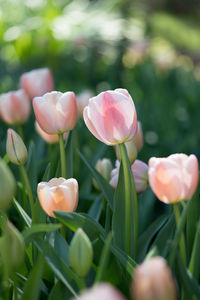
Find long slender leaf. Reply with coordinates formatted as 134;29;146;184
23;224;61;245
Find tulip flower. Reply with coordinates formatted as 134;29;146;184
148;153;199;204
93;158;113;190
72;283;127;300
35;121;68;144
76;90;93;118
83;89;138;145
0;89;30;125
20;68;54;99
110;159;149;193
131;257;177;300
37;177;78;217
6;129;28;165
33;91;77;134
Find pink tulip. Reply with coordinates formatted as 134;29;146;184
148;153;199;204
0;89;30;125
33;91;77;134
37;177;78;217
76;90;93;118
83;89;138;145
110;159;148;193
20;68;54;99
72;283;126;300
131;257;177;300
35;121;68;144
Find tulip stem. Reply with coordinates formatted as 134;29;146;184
119;143;138;257
17;125;24;140
59;133;66;178
173;203;187;264
20;165;36;223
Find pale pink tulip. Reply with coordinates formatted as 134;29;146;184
110;160;148;193
0;89;30;125
72;283;126;300
20;68;54;99
35;121;68;144
83;89;138;145
37;177;78;217
33;91;77;134
131;257;177;300
148;153;199;204
76;90;93;118
133;121;143;151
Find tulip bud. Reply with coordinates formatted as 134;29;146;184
93;158;112;190
69;228;93;277
115;140;138;164
0;158;16;210
0;221;25;274
6;129;28;165
131;257;177;300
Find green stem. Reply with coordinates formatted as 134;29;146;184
119;143;138;257
20;165;36;223
59;133;66;178
189;220;200;276
17;125;24;139
173;203;187;263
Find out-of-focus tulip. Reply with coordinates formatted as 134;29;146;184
148;154;199;204
110;160;148;193
33;91;77;134
131;257;177;300
37;177;78;217
20;68;54;99
35;121;68;144
83;89;138;145
93;158;112;190
69;228;93;277
0;89;30;125
6;129;27;165
76;90;93;118
133;121;143;152
0;221;25;274
0;158;16;210
72;283;127;300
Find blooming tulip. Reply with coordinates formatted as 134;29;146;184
148;153;199;204
83;89;138;145
93;158;113;189
37;177;78;217
72;283;127;300
6;129;28;165
76;90;93;118
0;89;30;125
20;68;54;99
33;91;77;134
35;121;68;144
131;257;177;300
110;160;148;193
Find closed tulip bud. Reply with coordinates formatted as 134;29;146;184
0;89;30;125
72;283;127;300
0;158;16;210
0;221;25;274
131;257;177;300
20;68;54;99
76;90;93;118
37;177;78;217
33;91;77;134
148;153;199;204
83;89;138;145
6;129;28;165
110;160;148;193
35;121;68;144
93;158;112;190
115;140;138;164
133;121;143;152
69;228;93;277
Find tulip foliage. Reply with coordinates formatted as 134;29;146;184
0;68;199;300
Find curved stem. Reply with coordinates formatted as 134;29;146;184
20;165;36;223
59;133;66;178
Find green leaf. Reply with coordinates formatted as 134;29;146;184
54;231;70;267
26;141;37;192
42;163;51;181
48;281;74;300
13;198;31;227
23;224;61;245
21;250;45;300
65;130;74;178
55;211;106;241
78;150;114;210
88;194;103;222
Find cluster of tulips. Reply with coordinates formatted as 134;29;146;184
0;67;199;299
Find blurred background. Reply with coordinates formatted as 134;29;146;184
0;0;200;161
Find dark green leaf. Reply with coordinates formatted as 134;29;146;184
23;224;61;245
